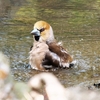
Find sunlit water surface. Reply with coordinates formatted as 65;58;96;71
0;0;100;88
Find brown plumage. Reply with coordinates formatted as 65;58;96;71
29;21;76;71
29;42;49;70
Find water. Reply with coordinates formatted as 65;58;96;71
0;0;100;88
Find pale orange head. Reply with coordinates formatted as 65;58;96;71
31;21;55;42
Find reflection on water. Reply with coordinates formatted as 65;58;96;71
0;0;100;87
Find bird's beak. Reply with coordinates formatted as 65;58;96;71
30;28;40;36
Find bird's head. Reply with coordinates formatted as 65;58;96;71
31;21;55;42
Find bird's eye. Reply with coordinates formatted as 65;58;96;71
39;28;45;33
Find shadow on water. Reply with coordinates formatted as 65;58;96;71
0;0;100;87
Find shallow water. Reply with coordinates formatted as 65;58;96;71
0;0;100;88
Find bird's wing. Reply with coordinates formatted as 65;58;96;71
45;42;73;68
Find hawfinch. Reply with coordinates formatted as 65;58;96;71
28;72;67;100
0;52;10;79
29;21;76;71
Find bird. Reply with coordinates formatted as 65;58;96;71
0;52;13;100
0;52;10;79
29;21;76;71
28;72;67;100
28;72;100;100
